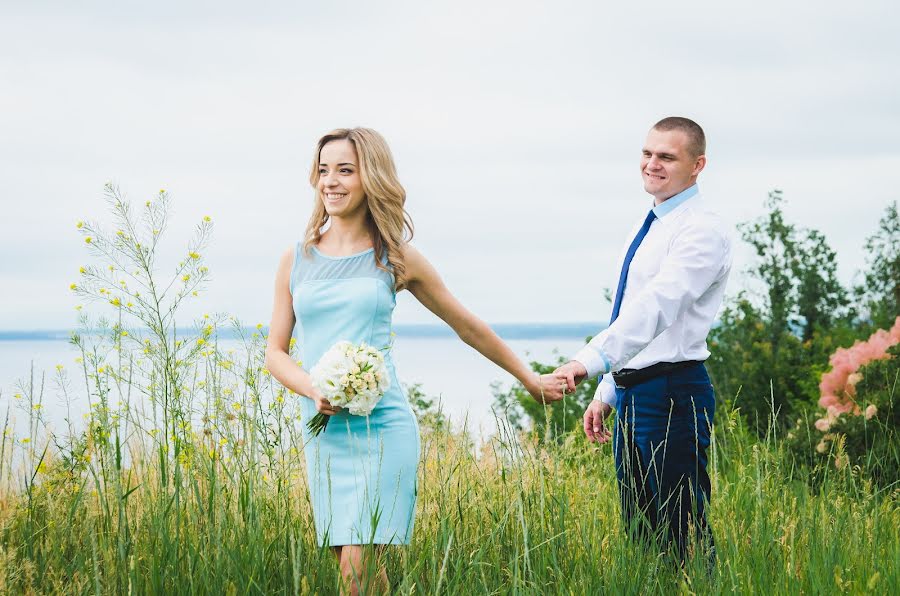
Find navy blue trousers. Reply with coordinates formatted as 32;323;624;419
613;362;715;560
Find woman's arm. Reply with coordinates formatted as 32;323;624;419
263;248;340;416
403;244;565;404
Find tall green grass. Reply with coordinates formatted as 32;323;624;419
0;187;895;593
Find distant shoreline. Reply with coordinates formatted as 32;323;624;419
0;323;604;342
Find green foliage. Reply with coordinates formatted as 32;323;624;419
855;201;900;329
491;349;598;440
710;190;858;434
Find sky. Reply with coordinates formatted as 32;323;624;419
1;0;898;330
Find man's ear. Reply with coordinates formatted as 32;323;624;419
692;155;707;177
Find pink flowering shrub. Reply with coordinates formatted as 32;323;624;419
815;316;900;431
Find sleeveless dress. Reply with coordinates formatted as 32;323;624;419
290;243;420;546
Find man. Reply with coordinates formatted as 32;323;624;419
556;117;732;560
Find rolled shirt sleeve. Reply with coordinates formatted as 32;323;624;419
593;374;618;407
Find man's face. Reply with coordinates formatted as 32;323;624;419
640;128;705;203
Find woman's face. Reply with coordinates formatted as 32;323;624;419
317;139;366;218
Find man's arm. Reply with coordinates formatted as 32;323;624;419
561;220;731;385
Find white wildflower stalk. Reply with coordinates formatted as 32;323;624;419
307;341;391;436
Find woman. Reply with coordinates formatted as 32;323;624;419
265;127;566;593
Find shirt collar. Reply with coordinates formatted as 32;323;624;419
652;184;699;219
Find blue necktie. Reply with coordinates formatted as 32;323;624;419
609;209;657;324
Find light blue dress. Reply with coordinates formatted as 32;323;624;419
290;243;420;546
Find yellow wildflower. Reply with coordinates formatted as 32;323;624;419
70;283;77;291
98;366;106;374
145;200;151;207
79;266;86;274
182;274;190;282
56;364;64;372
203;215;211;222
21;438;30;444
110;297;121;307
85;237;92;243
189;251;200;259
197;338;206;346
76;221;84;229
219;437;228;446
121;331;128;337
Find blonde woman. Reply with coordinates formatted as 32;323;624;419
265;127;566;593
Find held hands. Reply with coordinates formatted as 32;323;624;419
526;372;571;404
583;400;613;443
554;360;588;393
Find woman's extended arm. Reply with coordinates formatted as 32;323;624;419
403;244;565;404
264;248;340;416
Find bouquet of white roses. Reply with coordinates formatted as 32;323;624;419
307;340;391;436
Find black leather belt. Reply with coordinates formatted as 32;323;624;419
612;360;704;389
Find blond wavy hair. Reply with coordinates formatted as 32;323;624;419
304;128;414;291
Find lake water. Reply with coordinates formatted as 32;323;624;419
0;335;587;437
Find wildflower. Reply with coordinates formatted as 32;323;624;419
76;221;84;229
296;360;303;367
79;266;86;274
219;437;228;446
816;439;829;454
256;323;263;330
232;402;241;411
110;297;121;307
55;364;64;372
70;283;77;291
864;404;878;420
127;302;134;308
145;200;151;207
14;393;22;399
203;215;211;222
98;366;106;374
37;462;47;474
289;337;297;349
199;266;208;274
85;237;92;243
32;404;42;411
192;291;198;297
197;338;206;346
121;331;128;337
189;251;200;259
159;189;165;194
262;367;270;375
182;274;190;282
21;438;30;444
116;230;124;237
75;305;83;311
75;357;83;364
108;264;114;271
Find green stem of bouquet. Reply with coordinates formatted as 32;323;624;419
307;412;330;436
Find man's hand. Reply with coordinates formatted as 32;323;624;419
583;400;613;443
554;360;588;393
526;373;569;404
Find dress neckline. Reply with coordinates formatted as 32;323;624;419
311;245;375;260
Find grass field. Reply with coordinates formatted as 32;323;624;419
3;190;893;594
1;343;897;594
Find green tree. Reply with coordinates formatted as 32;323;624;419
855;201;900;329
710;190;850;434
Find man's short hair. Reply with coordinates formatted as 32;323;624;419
652;117;706;157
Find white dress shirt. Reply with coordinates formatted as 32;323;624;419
572;185;733;408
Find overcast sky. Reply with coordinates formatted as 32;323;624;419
1;0;898;330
